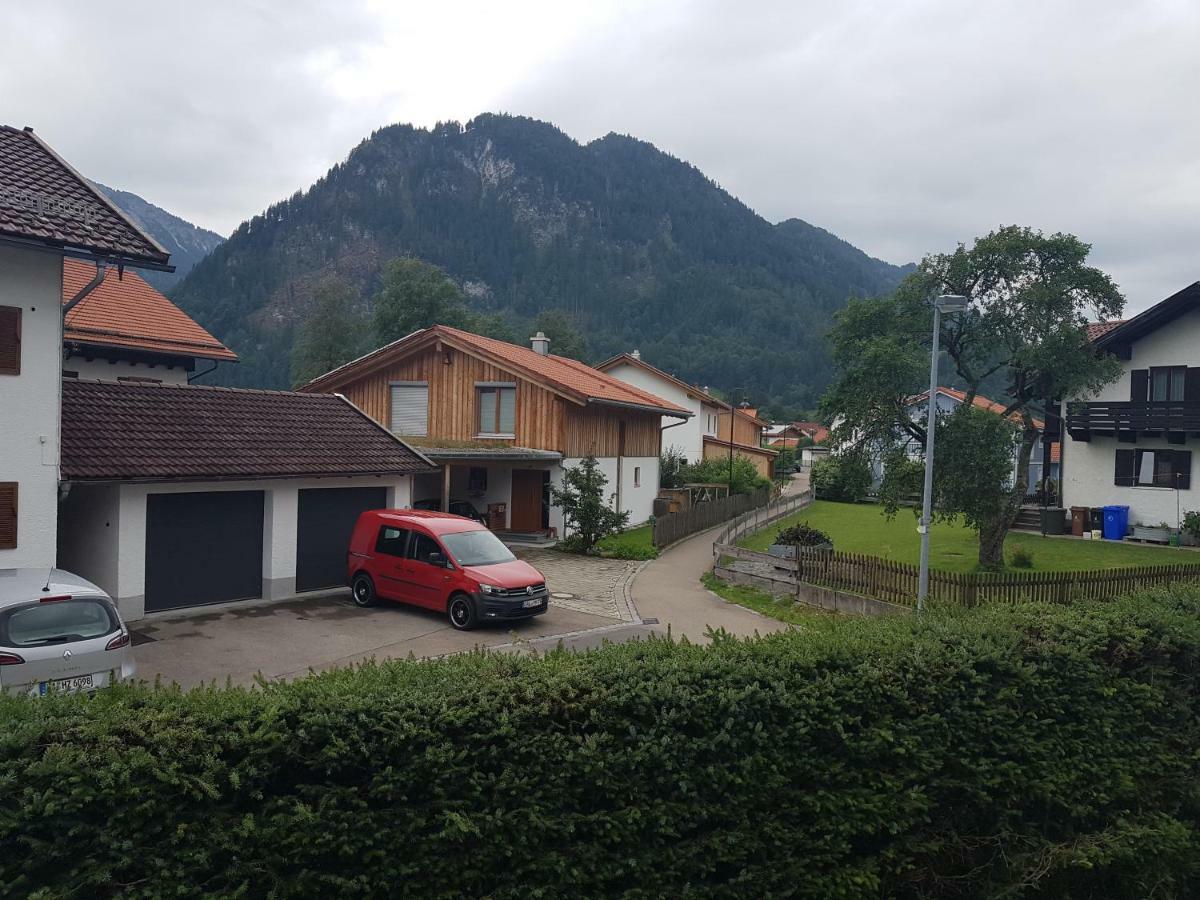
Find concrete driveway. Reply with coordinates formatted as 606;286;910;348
131;550;642;689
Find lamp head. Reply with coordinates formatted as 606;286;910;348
935;294;969;313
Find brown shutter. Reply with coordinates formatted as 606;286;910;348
1114;449;1135;487
1176;451;1191;490
0;483;16;549
0;307;20;376
1129;369;1148;402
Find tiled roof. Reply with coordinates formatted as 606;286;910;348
594;351;766;425
0;126;169;268
62;259;236;362
305;325;692;416
702;435;779;457
1086;320;1125;341
1050;441;1061;464
61;379;434;482
913;386;1045;431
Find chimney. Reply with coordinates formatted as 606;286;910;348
530;331;550;355
631;349;641;360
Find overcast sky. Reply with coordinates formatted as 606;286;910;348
4;1;1196;312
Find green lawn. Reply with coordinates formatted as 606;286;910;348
701;572;829;624
740;500;1197;573
598;524;659;560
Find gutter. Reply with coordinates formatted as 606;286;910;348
586;397;693;418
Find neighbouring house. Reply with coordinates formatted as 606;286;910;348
765;420;830;449
0;124;172;571
596;350;777;478
1063;282;1200;529
302;327;692;537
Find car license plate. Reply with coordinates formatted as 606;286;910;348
522;597;542;608
39;673;95;695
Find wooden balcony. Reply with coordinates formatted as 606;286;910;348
1066;400;1200;442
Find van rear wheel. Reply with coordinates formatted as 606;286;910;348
351;573;377;608
448;593;477;631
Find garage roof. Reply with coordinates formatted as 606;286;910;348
61;379;435;482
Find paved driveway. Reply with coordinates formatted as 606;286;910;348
132;550;641;688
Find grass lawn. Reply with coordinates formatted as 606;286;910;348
598;524;659;560
740;500;1197;573
701;572;829;624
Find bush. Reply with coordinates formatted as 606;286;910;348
4;590;1200;898
681;454;771;495
1009;546;1035;568
775;522;833;547
811;451;872;502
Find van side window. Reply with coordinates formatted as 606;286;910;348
375;526;409;557
407;532;442;565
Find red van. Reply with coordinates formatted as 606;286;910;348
347;509;549;630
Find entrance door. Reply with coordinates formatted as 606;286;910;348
510;469;545;532
295;486;388;592
145;491;264;612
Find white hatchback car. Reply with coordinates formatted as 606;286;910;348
0;568;137;697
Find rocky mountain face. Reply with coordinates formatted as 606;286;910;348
92;182;224;292
170;114;907;415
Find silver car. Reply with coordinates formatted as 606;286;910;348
0;568;137;697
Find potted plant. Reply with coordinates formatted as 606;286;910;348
769;522;834;565
1131;521;1172;544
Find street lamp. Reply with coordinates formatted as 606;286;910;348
917;294;969;612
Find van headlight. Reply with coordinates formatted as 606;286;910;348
478;584;502;595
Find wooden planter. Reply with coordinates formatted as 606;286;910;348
1131;525;1171;544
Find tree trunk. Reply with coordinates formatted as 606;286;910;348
976;425;1040;570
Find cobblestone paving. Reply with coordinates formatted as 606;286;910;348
512;548;640;622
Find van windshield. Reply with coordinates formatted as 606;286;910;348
0;598;119;648
440;530;516;567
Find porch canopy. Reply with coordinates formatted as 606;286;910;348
413;446;563;533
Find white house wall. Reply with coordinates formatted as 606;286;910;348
603;361;704;462
1082;306;1200;403
65;356;191;384
56;482;121;596
0;245;62;569
1062;435;1190;529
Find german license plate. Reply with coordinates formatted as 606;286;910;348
39;673;95;695
522;597;542;608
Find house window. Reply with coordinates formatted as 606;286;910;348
390;382;428;436
0;307;20;376
476;382;516;436
1115;449;1191;489
634;466;641;488
1150;367;1186;402
0;482;15;550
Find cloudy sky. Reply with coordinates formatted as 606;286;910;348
5;0;1196;312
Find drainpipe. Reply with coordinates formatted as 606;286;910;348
188;360;219;383
63;260;108;314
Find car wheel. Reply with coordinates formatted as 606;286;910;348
351;573;377;608
448;593;478;631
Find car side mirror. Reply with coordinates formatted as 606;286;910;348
428;552;449;568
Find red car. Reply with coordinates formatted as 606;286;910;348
347;509;549;630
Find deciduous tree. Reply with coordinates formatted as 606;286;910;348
289;277;368;386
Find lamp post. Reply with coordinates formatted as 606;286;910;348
917;294;969;612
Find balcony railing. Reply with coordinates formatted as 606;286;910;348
1066;400;1200;440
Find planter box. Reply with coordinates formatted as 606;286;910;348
1131;525;1171;544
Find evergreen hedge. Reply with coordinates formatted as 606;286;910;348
3;589;1200;899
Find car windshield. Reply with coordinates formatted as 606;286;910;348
440;530;516;567
0;598;118;648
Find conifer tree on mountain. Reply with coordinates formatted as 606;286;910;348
289;277;368;387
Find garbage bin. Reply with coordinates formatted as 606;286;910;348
1040;507;1066;535
1102;504;1130;541
1070;506;1089;536
1089;507;1104;532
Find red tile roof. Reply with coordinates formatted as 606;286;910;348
62;259;236;362
1050;441;1061;464
1086;320;1125;341
305;325;691;416
594;351;767;425
913;386;1045;431
0;126;169;268
61;379;433;481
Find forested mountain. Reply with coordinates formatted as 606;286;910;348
170;114;907;416
93;182;224;292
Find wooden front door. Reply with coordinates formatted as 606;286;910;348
510;469;545;532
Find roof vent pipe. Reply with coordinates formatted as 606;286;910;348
530;331;550;355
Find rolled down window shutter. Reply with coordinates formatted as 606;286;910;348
1130;369;1149;402
498;388;516;434
390;383;428;436
0;483;16;550
1186;369;1200;402
1114;449;1135;487
0;307;20;376
477;389;496;433
1176;451;1191;490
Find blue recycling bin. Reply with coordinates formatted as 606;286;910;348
1102;504;1130;541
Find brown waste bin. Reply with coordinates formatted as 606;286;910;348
1070;506;1088;536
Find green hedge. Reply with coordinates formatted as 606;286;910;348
4;590;1200;898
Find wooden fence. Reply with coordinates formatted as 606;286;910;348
713;542;1200;608
652;487;772;548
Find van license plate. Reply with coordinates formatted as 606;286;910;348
522;598;542;608
40;674;95;695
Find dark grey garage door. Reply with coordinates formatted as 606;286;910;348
295;486;388;592
145;491;265;612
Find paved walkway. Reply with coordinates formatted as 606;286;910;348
512;548;639;622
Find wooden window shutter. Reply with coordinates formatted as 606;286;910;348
1114;449;1135;487
0;483;16;550
389;383;428;436
1129;369;1148;402
1176;451;1191;490
0;307;20;376
1186;368;1200;402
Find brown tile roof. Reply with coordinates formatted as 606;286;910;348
62;259;236;362
1086;320;1125;341
304;325;692;417
61;379;434;482
0;126;170;268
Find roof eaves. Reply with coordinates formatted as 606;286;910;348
333;393;439;470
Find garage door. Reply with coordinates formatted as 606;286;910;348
295;486;388;592
145;491;265;612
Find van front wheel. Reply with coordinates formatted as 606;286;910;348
448;593;477;631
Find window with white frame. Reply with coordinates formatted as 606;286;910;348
390;382;429;436
476;382;516;436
